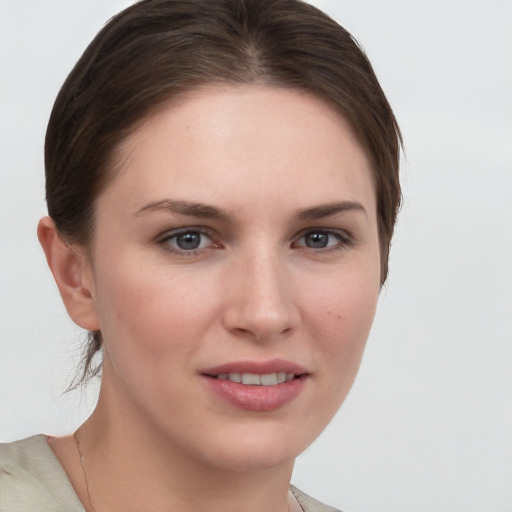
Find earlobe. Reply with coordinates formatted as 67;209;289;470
37;216;100;331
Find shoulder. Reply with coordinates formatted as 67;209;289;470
0;435;84;512
291;485;344;512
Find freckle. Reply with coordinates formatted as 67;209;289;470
337;315;341;320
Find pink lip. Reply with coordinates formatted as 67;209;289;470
200;359;309;412
201;359;308;376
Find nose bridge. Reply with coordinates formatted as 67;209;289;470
223;241;297;340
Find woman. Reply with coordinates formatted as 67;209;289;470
0;0;401;510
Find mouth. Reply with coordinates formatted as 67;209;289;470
208;372;300;385
201;359;309;385
201;360;309;411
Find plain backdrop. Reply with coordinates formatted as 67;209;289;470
1;1;511;511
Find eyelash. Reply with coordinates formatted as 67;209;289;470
157;227;353;256
158;227;218;256
293;229;353;252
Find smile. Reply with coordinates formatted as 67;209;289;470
215;372;296;385
201;360;308;411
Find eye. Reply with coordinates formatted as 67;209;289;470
159;229;216;253
294;229;351;250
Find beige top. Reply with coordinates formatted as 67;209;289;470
0;435;341;512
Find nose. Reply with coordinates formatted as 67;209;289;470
221;247;299;342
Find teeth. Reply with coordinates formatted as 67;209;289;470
216;372;296;385
242;373;261;385
260;373;278;385
228;372;242;383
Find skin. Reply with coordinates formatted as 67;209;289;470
39;85;381;512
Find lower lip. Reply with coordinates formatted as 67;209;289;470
202;375;307;412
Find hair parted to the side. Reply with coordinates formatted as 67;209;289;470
45;0;402;387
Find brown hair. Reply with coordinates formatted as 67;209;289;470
45;0;402;386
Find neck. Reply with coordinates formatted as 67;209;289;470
77;375;296;512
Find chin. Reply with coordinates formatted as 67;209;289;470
186;418;322;473
203;444;297;473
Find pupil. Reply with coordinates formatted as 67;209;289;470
176;232;201;250
306;232;328;248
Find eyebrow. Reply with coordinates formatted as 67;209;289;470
134;199;366;222
134;199;232;221
297;201;366;220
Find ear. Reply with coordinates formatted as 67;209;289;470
37;216;100;331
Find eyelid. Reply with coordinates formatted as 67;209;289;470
157;226;220;254
292;227;354;250
158;226;210;241
156;226;353;255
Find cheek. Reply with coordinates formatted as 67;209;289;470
91;257;219;364
305;264;380;381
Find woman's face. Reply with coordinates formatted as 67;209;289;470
81;85;381;471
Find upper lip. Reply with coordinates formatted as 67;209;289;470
201;359;308;376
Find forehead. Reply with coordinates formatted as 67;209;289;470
105;84;375;215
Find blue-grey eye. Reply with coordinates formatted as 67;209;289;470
175;232;202;250
164;230;212;251
296;230;348;249
304;231;329;248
